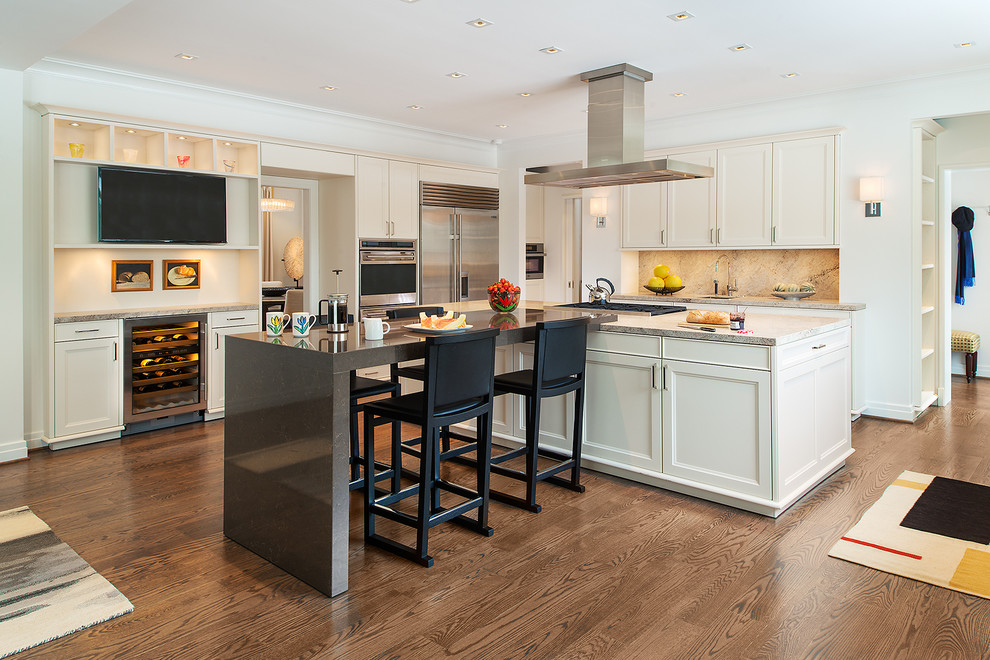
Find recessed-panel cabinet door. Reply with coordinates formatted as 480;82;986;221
54;337;120;437
583;350;662;472
717;144;772;246
621;181;665;249
662;359;771;498
356;156;389;239
666;149;717;248
772;136;835;245
388;160;419;239
208;324;256;413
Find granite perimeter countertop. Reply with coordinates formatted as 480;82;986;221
612;294;865;312
55;302;258;323
599;310;849;346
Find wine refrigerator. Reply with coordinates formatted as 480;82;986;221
123;314;207;423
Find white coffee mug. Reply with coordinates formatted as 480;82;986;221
266;312;290;336
292;312;317;337
363;317;391;341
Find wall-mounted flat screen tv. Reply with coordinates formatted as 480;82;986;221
98;166;227;244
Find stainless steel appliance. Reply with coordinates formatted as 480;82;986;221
420;182;499;305
358;239;417;319
559;301;687;316
124;314;207;424
585;277;615;304
525;243;545;280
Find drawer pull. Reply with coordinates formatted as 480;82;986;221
75;328;100;333
227;316;246;321
812;344;826;350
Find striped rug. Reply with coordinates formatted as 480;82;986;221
830;471;990;599
0;506;133;658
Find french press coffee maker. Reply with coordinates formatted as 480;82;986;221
319;269;349;333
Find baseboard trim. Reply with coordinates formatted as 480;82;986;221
0;439;29;464
862;401;916;422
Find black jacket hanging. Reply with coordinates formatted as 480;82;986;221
953;206;975;304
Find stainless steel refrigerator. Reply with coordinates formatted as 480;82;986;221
419;183;499;305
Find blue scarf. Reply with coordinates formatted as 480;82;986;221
953;206;975;305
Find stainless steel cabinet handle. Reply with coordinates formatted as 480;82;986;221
652;364;659;390
812;344;826;350
227;316;245;321
391;221;396;236
772;226;777;243
710;228;714;244
660;229;665;245
113;341;117;361
662;364;667;391
216;332;220;351
75;328;99;333
717;228;722;244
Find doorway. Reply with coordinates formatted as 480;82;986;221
260;176;319;312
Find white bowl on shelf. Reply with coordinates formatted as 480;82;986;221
771;290;816;300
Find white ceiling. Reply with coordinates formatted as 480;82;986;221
9;0;990;142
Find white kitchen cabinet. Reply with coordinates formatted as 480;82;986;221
584;348;662;472
776;330;851;497
207;310;260;414
772;136;836;245
717;143;773;246
525;185;545;243
356;156;418;239
621;181;666;249
526;280;545;301
54;321;122;439
666;149;717;248
661;358;772;499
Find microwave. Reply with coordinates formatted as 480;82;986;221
525;243;545;280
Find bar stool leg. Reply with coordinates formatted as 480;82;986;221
363;410;376;540
525;397;542;511
416;425;435;566
390;420;402;493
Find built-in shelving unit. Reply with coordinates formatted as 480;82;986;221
912;119;944;416
40;106;262;445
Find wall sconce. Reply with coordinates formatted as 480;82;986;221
859;177;884;217
590;197;608;228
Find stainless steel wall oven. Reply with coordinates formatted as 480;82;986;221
359;239;417;318
525;242;545;280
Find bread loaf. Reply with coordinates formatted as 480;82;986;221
686;309;730;325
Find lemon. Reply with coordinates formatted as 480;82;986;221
664;274;682;288
647;276;664;288
654;264;671;278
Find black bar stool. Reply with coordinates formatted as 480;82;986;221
362;327;499;567
349;374;402;492
386;306;445;383
488;316;591;512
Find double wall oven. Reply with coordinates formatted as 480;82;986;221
359;239;417;319
525;242;545;280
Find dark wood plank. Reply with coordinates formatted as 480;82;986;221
2;376;989;658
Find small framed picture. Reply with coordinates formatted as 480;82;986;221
111;260;153;292
162;259;201;290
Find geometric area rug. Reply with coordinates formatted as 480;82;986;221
0;506;133;658
829;471;990;600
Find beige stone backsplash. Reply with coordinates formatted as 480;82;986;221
637;249;839;299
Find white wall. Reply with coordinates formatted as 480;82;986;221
498;67;990;419
2;68;26;462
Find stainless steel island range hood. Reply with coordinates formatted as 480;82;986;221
524;63;714;189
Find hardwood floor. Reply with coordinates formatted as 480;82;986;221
3;378;990;659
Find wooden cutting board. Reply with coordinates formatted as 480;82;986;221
677;322;731;331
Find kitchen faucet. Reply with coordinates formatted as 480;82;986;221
714;257;738;297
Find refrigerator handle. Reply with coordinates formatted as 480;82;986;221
460;272;469;300
454;213;462;300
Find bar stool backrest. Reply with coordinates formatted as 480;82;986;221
425;328;500;411
386;306;445;320
536;317;592;386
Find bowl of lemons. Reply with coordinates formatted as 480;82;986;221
771;282;816;300
645;264;685;295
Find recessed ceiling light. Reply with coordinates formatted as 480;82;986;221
223;142;232;146
729;43;751;52
69;122;80;127
496;124;508;129
320;85;336;91
407;105;422;110
467;18;493;28
671;92;687;97
447;72;467;78
539;46;563;55
175;53;198;61
519;92;532;97
954;42;975;48
780;72;800;79
399;0;419;3
126;129;136;133
177;136;187;141
667;11;694;21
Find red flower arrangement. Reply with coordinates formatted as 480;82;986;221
487;278;521;313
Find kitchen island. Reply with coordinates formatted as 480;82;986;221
224;301;850;598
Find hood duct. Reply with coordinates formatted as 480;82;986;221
524;63;714;189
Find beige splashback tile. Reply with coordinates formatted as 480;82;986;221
636;249;839;298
